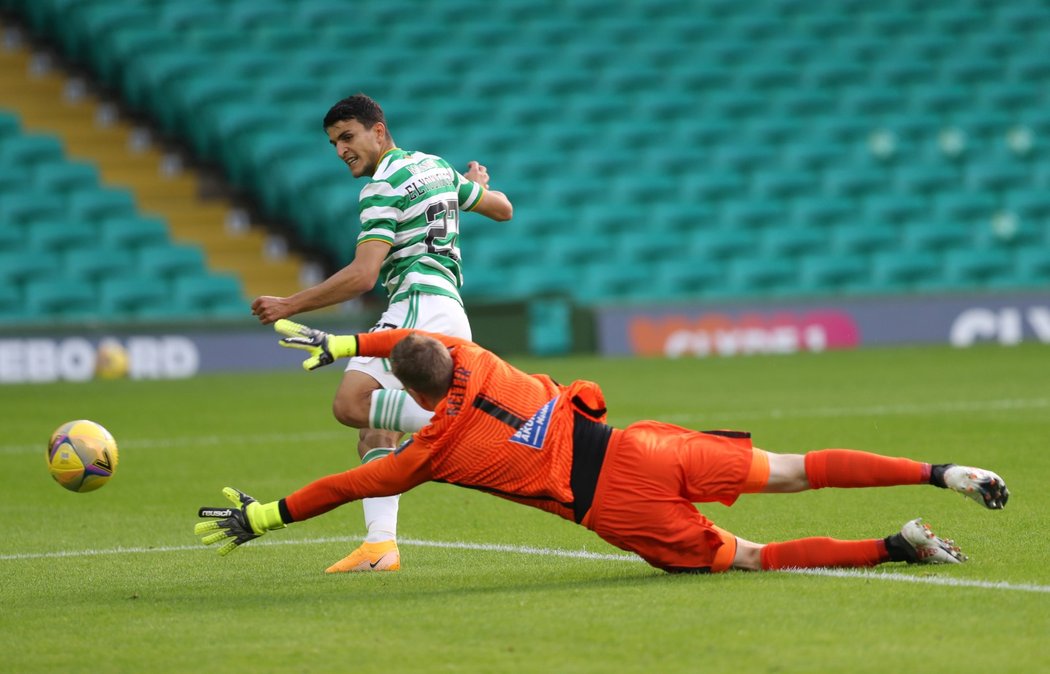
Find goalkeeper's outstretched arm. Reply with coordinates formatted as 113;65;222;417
274;319;473;371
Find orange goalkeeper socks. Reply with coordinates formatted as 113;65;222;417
760;537;888;569
804;449;931;489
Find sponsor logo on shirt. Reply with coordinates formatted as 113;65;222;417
509;396;557;450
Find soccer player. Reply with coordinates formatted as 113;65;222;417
249;94;513;573
196;321;1010;573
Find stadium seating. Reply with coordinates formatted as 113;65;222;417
8;0;1050;308
0;108;249;325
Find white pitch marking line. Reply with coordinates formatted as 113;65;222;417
3;535;1049;595
6;397;1050;455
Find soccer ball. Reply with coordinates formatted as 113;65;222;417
47;420;119;493
95;338;129;380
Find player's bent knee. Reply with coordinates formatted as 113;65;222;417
332;396;370;428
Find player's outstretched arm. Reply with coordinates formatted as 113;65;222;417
274;319;359;371
195;487;287;556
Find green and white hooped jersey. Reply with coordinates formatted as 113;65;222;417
357;148;484;305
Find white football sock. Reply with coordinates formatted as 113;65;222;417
361;447;399;543
369;388;433;433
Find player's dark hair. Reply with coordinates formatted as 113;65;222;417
323;93;388;133
391;334;454;400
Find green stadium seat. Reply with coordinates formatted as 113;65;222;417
685;171;748;203
910;84;970;115
32;161;100;194
653;258;726;298
934;192;998;224
742;118;806;147
799;254;869;291
63;247;137;282
226;1;290;29
904;222;973;252
872;251;941;287
893;164;960;196
0;165;31;193
735;62;798;92
227;130;316;193
939;54;1000;85
720;201;784;230
762;226;827;257
0;250;55;285
773;90;838;119
835;85;902;116
508;265;578;300
727;257;799;295
163;76;253;142
1015;249;1050;285
171;274;246;315
0;283;22;318
979;82;1039;112
822;167;888;198
831;223;900;255
72;4;155;85
172;80;256;158
121;47;210;115
540;231;615;268
101;29;182;102
964;162;1029;193
98;275;171;317
782;142;847;171
689;228;760;259
23;278;97;319
0;192;66;225
25;220;99;253
943;249;1013;285
871;58;936;87
0;134;66;168
97;216;171;251
66;189;137;223
713;145;778;173
575;262;655;304
790;196;857;228
863;194;928;225
157;4;226;31
0;223;23;251
250;26;318;51
137;243;208;279
611;230;670;264
0;110;21;141
750;170;819;201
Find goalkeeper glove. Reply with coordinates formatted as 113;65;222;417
274;319;358;371
195;487;286;556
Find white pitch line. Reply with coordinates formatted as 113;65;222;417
5;397;1049;456
3;535;1049;595
785;567;1050;594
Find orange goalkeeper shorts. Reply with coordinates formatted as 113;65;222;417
582;421;768;573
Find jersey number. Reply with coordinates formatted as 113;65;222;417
424;199;460;260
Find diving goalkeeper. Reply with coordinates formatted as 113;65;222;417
196;321;1009;573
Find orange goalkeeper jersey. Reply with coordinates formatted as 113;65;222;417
284;329;609;523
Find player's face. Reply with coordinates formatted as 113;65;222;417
326;118;387;178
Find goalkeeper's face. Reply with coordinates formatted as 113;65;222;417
326;118;389;178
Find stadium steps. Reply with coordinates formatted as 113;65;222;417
0;24;303;301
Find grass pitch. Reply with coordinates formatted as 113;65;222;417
3;343;1049;673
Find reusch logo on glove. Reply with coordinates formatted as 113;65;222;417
198;508;234;517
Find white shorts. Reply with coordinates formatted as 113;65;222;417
345;293;471;390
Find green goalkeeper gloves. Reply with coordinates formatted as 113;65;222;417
195;487;286;556
274;319;358;371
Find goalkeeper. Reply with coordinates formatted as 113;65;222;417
196;321;1009;573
